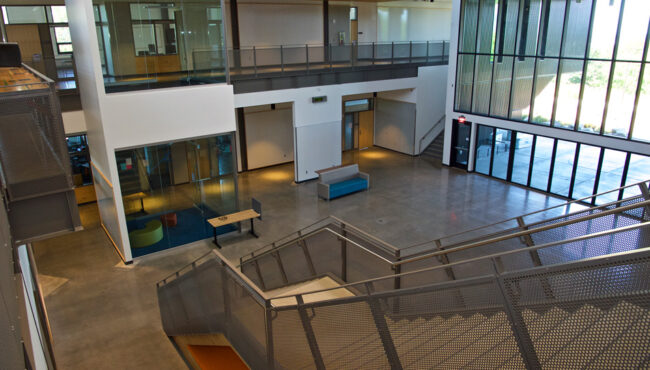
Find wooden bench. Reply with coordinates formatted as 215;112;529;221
207;199;262;248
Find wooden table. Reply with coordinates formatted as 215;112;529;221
123;192;147;214
0;67;48;93
207;209;260;248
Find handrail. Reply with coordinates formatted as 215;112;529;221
402;192;647;260
239;226;397;269
268;221;650;302
418;114;445;153
240;215;399;266
394;198;650;266
400;178;650;254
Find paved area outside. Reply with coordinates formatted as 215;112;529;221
33;147;567;369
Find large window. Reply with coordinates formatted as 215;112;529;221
94;0;227;93
115;134;237;257
474;123;649;204
455;0;650;143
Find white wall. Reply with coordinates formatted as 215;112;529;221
416;65;448;152
62;110;87;135
377;2;452;42
375;97;416;154
244;105;294;169
68;0;237;262
235;66;448;181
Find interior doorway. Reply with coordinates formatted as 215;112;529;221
342;98;374;151
451;119;471;170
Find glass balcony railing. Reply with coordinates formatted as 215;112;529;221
223;41;449;78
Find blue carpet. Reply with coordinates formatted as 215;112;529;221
127;206;237;257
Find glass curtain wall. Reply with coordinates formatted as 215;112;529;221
474;123;650;204
115;134;237;257
93;0;227;92
455;0;650;143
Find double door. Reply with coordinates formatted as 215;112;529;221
451;119;471;169
343;111;374;151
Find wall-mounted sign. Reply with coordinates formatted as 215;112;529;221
312;96;327;103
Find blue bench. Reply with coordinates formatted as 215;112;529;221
317;164;370;200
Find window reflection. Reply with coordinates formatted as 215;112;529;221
491;128;511;179
549;140;576;197
116;134;237;257
572;144;600;200
530;136;554;191
475;125;494;175
596;149;627;205
511;132;532;185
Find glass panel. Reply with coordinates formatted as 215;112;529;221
476;0;497;54
58;44;73;53
475;125;494;175
459;0;480;53
572;144;600;200
561;0;593;58
615;0;649;61
603;62;641;138
510;57;535;121
130;3;176;21
344;99;371;113
472;55;493;114
4;6;47;24
623;154;650;198
49;6;68;23
529;136;554;191
530;58;558;125
632;67;650;142
455;54;475;112
588;0;621;59
553;59;583;129
67;135;93;186
596;149;627;205
116;134;237;257
511;132;533;185
515;0;543;56
490;56;513;118
491;128;511;179
537;0;565;57
54;27;72;43
97;0;226;92
132;24;157;56
549;140;576;197
577;61;611;133
495;0;520;55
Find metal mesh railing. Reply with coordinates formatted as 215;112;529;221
157;182;650;369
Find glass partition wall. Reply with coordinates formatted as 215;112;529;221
455;0;650;143
115;134;237;257
474;124;650;204
93;0;227;92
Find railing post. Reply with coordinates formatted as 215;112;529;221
253;46;258;77
639;182;650;219
253;259;266;290
220;263;231;335
272;251;289;285
490;259;542;370
372;42;376;65
306;44;310;73
299;238;317;276
516;217;554;300
280;45;284;74
329;44;333;70
341;223;347;282
442;41;446;60
365;282;403;370
391;42;394;64
409;41;412;63
296;296;326;370
393;249;401;290
265;301;275;370
426;41;429;62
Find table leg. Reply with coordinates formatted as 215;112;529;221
212;227;222;249
250;219;259;238
140;198;146;214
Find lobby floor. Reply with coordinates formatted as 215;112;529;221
32;147;568;369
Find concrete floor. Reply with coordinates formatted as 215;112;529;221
32;147;568;369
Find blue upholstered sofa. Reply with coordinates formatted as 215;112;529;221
317;164;369;200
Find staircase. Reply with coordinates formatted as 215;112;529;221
156;181;650;370
421;130;444;162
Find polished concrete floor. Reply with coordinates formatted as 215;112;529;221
32;147;569;369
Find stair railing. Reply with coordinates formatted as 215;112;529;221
417;114;446;154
